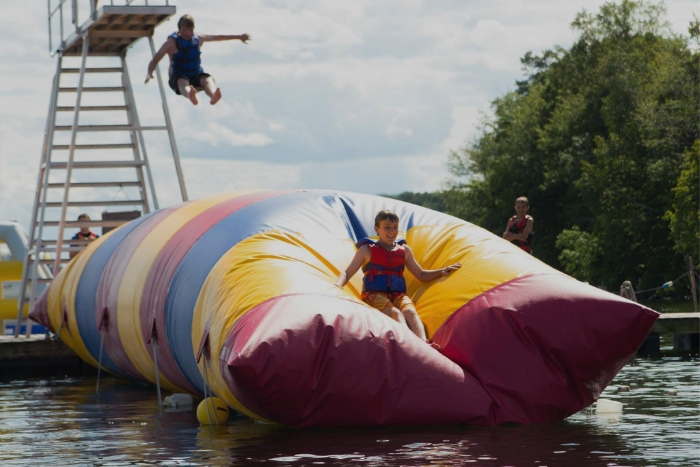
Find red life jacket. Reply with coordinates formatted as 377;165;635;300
508;215;533;252
357;238;407;293
74;231;98;240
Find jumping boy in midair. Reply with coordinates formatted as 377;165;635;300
335;210;461;349
146;14;249;105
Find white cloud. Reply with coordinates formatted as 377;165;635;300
439;106;483;154
180;157;301;200
268;122;286;132
386;117;413;139
189;123;274;147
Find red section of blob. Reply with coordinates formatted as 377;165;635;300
28;286;50;330
221;294;493;427
432;273;659;425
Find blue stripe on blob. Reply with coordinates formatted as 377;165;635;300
74;212;159;375
163;190;450;392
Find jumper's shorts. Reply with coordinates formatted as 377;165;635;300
361;291;415;312
168;72;211;95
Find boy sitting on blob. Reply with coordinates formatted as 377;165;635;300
335;210;461;349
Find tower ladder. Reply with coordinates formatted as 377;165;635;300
15;0;187;337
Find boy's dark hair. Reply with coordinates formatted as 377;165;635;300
178;14;195;29
515;196;529;206
374;210;399;227
77;213;91;221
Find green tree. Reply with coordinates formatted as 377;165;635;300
445;0;699;292
556;226;600;283
664;141;700;260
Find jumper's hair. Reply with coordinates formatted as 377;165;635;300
178;14;195;29
374;210;399;227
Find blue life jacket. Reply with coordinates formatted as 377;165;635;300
357;238;407;293
169;32;203;76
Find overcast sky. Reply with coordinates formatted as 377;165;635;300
0;0;696;231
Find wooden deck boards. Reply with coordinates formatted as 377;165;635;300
61;6;176;56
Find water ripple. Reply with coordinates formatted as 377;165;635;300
0;358;697;466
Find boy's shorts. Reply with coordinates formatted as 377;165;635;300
361;292;415;312
168;72;211;94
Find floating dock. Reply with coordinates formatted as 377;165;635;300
0;335;89;377
638;312;699;357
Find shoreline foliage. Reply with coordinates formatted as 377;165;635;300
391;1;699;295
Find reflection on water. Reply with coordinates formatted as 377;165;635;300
0;357;697;466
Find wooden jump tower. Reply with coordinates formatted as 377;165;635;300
15;0;187;336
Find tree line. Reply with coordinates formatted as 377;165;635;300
388;0;699;297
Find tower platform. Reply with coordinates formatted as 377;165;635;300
59;5;176;56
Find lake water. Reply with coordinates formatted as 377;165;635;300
0;342;698;467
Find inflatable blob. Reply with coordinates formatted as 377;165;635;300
30;190;658;427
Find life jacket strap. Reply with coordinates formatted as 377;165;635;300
366;268;404;281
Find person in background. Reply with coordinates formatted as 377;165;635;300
503;196;534;254
69;213;99;259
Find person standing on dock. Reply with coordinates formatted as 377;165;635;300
69;214;99;259
503;196;534;254
145;14;250;106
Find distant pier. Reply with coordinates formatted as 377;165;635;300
638;312;700;358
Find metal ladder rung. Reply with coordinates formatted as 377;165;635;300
39;220;129;228
60;67;123;73
58;86;125;92
35;247;87;256
44;200;144;208
57;105;129;112
48;181;141;188
52;143;134;150
48;161;146;169
36;258;71;265
54;125;167;131
36;239;97;247
32;279;54;285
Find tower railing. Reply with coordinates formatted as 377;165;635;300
48;0;172;57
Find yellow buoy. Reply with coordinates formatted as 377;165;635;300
196;397;229;425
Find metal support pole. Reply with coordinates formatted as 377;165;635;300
54;33;89;276
47;0;53;54
690;257;698;314
148;35;188;203
16;53;63;337
202;355;216;426
121;55;157;211
153;335;163;415
96;324;105;394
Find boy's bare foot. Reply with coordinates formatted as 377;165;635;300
188;87;198;105
425;339;442;351
210;88;222;105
